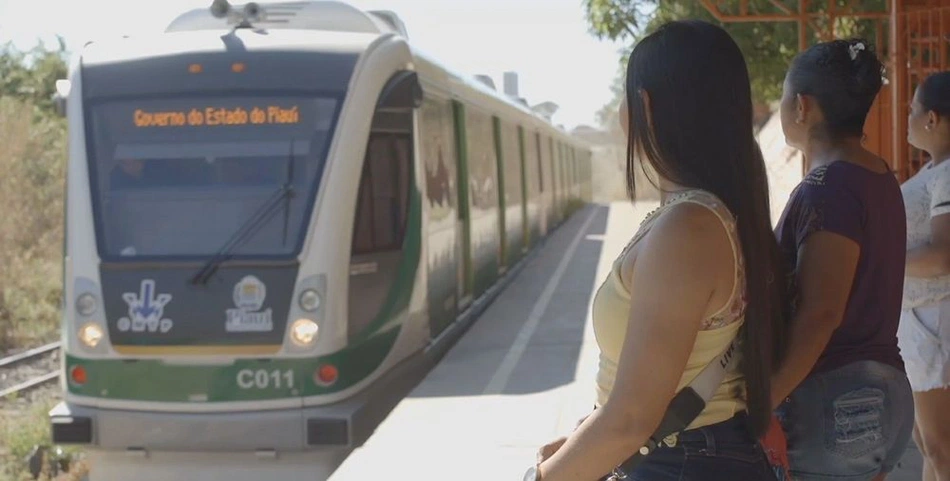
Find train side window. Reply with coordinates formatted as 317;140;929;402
421;98;456;209
501;121;522;206
351;133;412;255
465;108;497;210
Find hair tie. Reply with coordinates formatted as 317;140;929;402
849;42;865;61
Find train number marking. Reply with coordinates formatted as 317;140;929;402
237;369;294;390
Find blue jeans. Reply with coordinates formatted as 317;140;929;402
775;360;914;481
623;412;777;480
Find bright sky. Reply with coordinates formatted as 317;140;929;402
0;0;627;129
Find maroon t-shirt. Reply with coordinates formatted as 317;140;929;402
775;160;907;375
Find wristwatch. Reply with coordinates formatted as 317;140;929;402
522;464;540;481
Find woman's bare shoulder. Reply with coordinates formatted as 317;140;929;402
621;201;734;297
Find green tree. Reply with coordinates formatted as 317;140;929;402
585;0;887;128
0;37;69;114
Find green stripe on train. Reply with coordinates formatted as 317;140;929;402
66;325;401;402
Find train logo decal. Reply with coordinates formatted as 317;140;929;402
117;279;174;333
225;275;273;332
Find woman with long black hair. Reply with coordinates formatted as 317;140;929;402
526;19;790;481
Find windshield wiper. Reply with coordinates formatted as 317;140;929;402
281;148;295;247
190;183;295;285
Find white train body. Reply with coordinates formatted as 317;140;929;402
50;0;592;455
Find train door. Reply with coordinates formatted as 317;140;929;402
571;148;579;199
567;147;575;199
347;72;420;341
561;144;569;202
560;143;569;203
452;101;473;310
492;117;507;274
559;145;567;213
518;126;530;252
499;119;524;267
535;132;548;237
549;137;560;225
463;106;501;298
420;95;459;338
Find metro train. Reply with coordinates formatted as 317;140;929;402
49;0;592;456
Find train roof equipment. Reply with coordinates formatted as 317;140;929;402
166;0;409;38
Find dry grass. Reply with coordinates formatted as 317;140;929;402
0;96;69;480
0;96;66;352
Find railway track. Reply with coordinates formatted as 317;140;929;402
0;342;61;399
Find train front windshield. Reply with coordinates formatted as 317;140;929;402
86;96;340;260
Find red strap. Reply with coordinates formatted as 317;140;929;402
760;413;791;477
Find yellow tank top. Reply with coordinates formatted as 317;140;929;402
592;190;747;430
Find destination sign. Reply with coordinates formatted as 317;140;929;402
133;105;301;128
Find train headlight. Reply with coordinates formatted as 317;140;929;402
298;289;321;312
75;293;98;317
78;322;104;348
290;319;319;346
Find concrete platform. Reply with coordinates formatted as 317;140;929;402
326;201;925;481
327;202;621;480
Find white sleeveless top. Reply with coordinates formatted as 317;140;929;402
591;189;747;429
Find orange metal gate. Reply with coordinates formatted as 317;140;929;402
892;1;950;180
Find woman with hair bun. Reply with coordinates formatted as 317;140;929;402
769;38;914;481
900;70;950;481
